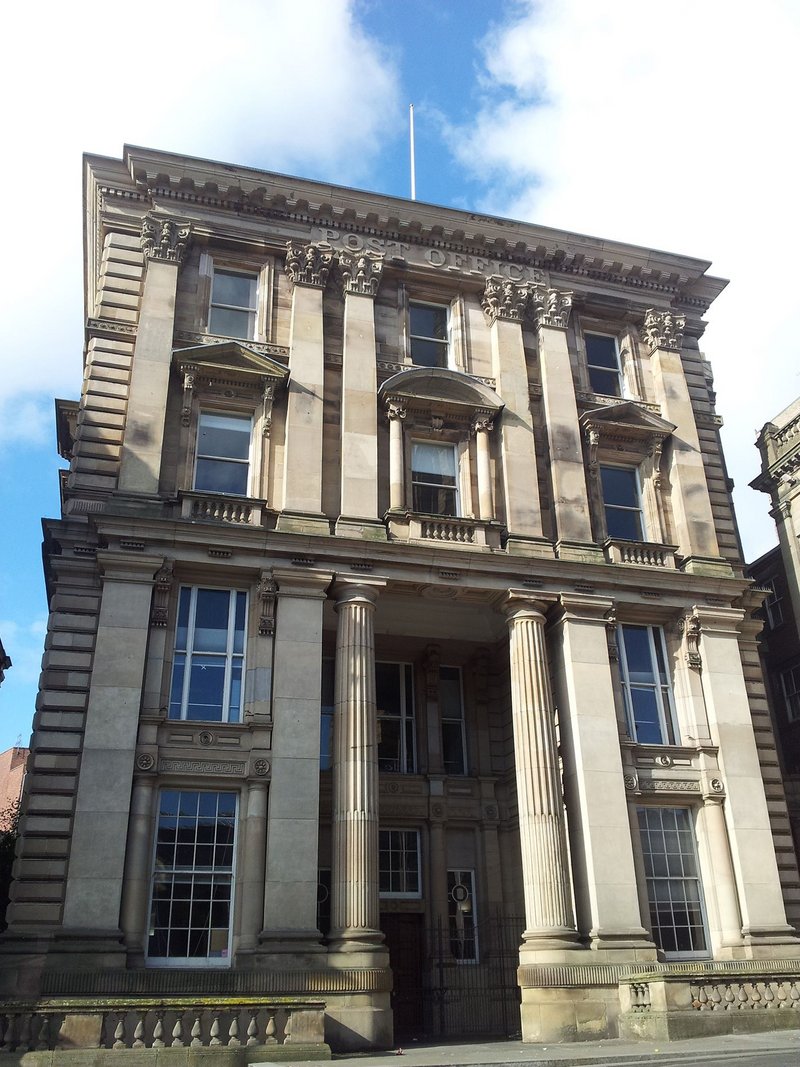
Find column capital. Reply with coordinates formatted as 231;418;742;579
770;498;792;521
270;568;333;599
553;592;615;623
481;275;529;324
689;604;746;635
471;410;495;435
338;249;384;297
140;212;192;264
150;559;174;628
640;308;686;352
502;589;557;623
285;239;334;289
331;574;387;609
529;285;573;330
384;396;407;421
96;551;166;584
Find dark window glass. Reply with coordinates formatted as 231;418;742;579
412;442;458;516
195;413;250;495
410;303;449;367
586;333;621;396
600;466;643;541
209;270;257;340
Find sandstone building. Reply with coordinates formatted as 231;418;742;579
2;146;800;1055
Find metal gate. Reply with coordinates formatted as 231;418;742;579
422;915;524;1038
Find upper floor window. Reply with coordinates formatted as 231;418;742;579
411;441;459;516
195;412;251;496
169;587;246;723
209;269;258;340
410;302;449;368
320;658;335;771
764;578;784;629
376;662;415;773
600;465;644;541
637;806;708;958
585;333;622;396
148;789;237;966
440;666;467;775
782;664;800;723
379;829;421;897
619;624;676;745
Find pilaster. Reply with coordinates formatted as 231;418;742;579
118;214;191;496
530;286;601;561
482;277;550;556
277;241;334;535
335;251;386;540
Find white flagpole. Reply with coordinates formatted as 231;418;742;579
409;103;417;201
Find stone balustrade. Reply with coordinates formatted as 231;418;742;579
604;538;677;568
387;512;502;549
0;999;328;1061
179;491;263;526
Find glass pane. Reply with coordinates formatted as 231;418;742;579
228;661;242;723
630;687;664;744
410;337;448;367
588;366;621;396
233;592;247;653
209;305;253;338
193;590;232;652
439;667;463;718
413;482;458;516
622;626;656;684
605;506;643;541
412;442;456;478
195;457;249;495
378;717;402;772
212;270;256;309
186;655;226;720
442;721;466;775
600;466;639;507
410;304;448;340
176;587;191;651
168;655;185;719
198;413;250;462
375;663;402;716
585;334;619;370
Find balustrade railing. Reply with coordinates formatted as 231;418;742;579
179;492;262;526
691;979;800;1011
604;539;677;568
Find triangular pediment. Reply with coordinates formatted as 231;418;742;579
580;401;675;439
379;367;503;414
173;341;288;383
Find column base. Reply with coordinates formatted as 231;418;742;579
504;535;555;558
275;511;331;535
334;515;388;541
556;539;606;564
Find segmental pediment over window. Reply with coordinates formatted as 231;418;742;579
378;367;504;422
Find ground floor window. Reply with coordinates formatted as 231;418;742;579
448;869;478;961
148;789;237;966
379;829;421;898
637;806;708;958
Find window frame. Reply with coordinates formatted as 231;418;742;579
764;578;784;629
379;828;422;899
439;665;467;776
376;661;416;773
781;663;800;724
209;267;259;341
193;410;253;497
636;805;710;960
447;868;479;962
618;623;677;745
146;788;239;968
408;300;451;369
410;439;460;517
585;331;623;397
168;586;248;724
600;463;645;542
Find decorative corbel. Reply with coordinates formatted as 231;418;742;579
385;397;407;423
649;433;666;491
261;382;275;439
150;560;174;628
680;612;703;669
604;606;618;661
586;425;601;473
180;366;196;427
471;412;495;436
431;414;444;434
258;572;278;636
423;644;441;700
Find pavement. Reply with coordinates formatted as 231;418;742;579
317;1030;800;1067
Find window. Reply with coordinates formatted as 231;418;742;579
379;829;421;897
316;868;332;937
782;664;800;723
410;302;449;367
194;412;251;496
637;807;708;958
586;333;622;396
600;465;644;541
376;662;416;772
448;869;478;961
764;579;784;629
440;666;466;775
411;441;459;516
169;588;246;723
209;269;257;339
619;624;676;745
148;789;237;966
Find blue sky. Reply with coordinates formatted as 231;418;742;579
2;0;799;751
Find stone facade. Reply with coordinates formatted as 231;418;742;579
2;147;800;1054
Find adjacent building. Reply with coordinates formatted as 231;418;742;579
2;146;800;1055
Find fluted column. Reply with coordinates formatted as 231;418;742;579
504;593;577;948
329;576;387;954
472;413;495;520
386;399;406;512
119;774;157;964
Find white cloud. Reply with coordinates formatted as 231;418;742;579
447;0;800;558
0;0;401;433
